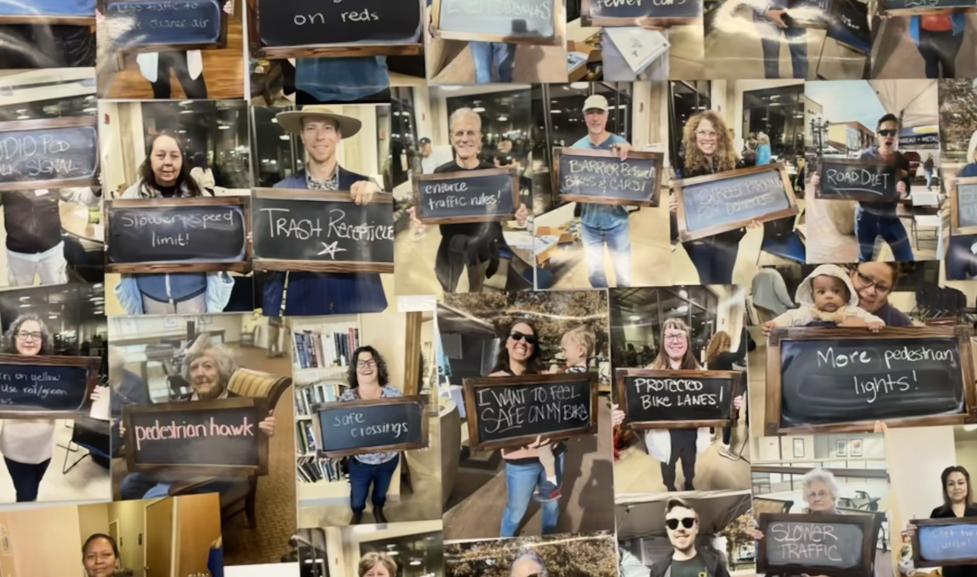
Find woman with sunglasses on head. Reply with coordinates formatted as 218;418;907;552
489;319;565;537
339;345;401;525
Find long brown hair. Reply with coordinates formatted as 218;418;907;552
137;132;204;198
681;111;739;176
941;465;974;508
651;318;701;370
704;331;731;367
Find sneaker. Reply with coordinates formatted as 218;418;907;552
718;444;738;461
533;480;562;503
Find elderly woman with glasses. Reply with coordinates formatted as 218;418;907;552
340;345;401;526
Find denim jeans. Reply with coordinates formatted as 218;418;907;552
855;207;914;262
500;452;564;537
759;22;808;79
470;42;516;83
349;455;399;513
581;221;632;288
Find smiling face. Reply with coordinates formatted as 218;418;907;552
665;505;699;553
189;352;226;400
852;262;894;314
561;334;586;366
149;135;182;187
584;108;608;136
355;350;380;387
662;325;689;363
14;319;43;356
451;112;482;163
300;118;342;164
506;322;537;365
946;471;969;504
694;118;719;157
83;538;118;577
812;275;849;313
805;479;836;512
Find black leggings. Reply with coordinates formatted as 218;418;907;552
917;29;963;79
152;52;208;99
5;457;50;502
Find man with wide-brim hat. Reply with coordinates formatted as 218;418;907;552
261;105;388;317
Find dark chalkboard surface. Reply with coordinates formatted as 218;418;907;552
615;369;740;428
913;517;977;567
825;0;871;53
105;197;250;273
0;0;94;24
252;189;394;274
102;0;227;52
555;148;663;206
432;0;561;45
463;373;598;451
674;164;799;242
758;513;874;577
414;168;519;224
0;117;98;192
881;0;977;14
314;396;428;458
250;0;424;58
0;354;99;417
581;0;703;25
817;158;898;203
765;327;976;435
952;177;977;234
124;398;268;475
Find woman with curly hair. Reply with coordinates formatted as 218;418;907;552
340;345;401;525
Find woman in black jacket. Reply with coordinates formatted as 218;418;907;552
910;466;977;577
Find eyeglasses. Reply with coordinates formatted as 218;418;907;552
806;490;832;500
509;331;538;345
356;359;377;369
853;270;892;293
695;130;719;139
666;517;697;530
877;129;898;137
664;333;686;342
15;331;41;341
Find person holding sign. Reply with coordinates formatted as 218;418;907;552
571;94;634;289
904;466;977;577
761;264;885;333
262;105;386;316
82;533;121;577
114;132;235;315
339;346;402;525
0;314;57;502
649;497;732;577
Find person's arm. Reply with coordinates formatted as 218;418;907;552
204;272;235;313
762;307;806;334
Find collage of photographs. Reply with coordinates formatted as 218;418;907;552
1;0;977;576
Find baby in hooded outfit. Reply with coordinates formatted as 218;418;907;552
762;264;885;332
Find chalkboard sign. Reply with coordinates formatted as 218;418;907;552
249;0;424;58
0;354;100;418
614;368;740;429
252;189;394;274
554;148;663;207
463;373;598;451
123;398;269;476
313;396;428;458
0;117;98;193
0;0;94;24
825;0;871;54
912;517;977;567
816;158;898;203
101;0;228;52
105;197;251;274
413;168;520;224
951;177;977;235
581;0;703;26
765;327;976;435
673;164;799;242
758;513;874;577
431;0;562;45
880;0;977;14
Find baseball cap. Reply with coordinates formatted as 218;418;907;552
582;95;609;113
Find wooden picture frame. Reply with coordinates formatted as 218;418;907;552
911;517;977;567
672;163;799;242
104;196;252;274
879;0;977;15
757;513;875;577
0;117;98;193
97;0;230;53
553;148;663;207
123;397;270;477
613;368;741;429
463;373;599;451
430;0;564;45
950;176;977;235
815;158;900;203
764;326;976;435
0;354;100;418
251;188;394;274
0;12;94;26
246;0;424;58
312;396;430;459
412;168;520;224
580;0;701;26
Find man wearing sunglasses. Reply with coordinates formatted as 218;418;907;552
855;113;914;262
650;498;731;577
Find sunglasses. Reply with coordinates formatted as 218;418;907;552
666;517;697;530
877;129;897;137
509;331;538;345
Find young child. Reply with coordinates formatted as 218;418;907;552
561;326;595;374
762;264;885;332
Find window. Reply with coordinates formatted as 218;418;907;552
741;85;806;161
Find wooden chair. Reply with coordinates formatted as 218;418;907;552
170;368;292;529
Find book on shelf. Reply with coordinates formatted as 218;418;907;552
296;455;345;483
293;328;360;370
294;382;348;417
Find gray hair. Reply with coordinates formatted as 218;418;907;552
449;107;482;132
182;337;237;387
801;468;840;501
511;550;547;577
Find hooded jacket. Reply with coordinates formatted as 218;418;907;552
768;264;884;328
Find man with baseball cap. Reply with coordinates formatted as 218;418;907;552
571;94;634;288
261;105;387;316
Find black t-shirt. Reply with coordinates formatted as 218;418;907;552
669;555;709;577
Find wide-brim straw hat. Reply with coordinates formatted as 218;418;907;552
275;105;362;138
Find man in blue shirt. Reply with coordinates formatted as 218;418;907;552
570;94;634;288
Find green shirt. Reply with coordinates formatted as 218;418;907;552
668;555;709;577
